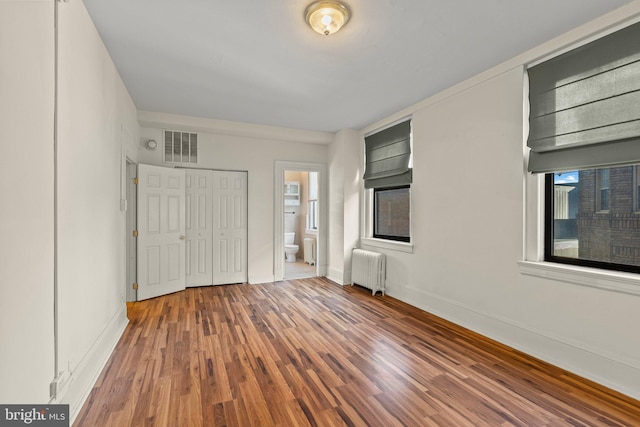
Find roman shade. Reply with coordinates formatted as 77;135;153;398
363;120;412;189
527;21;640;173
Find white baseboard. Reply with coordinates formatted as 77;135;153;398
249;274;275;284
53;305;129;424
386;282;640;401
327;267;344;285
343;267;352;285
317;263;328;278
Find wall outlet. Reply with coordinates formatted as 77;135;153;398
50;370;71;400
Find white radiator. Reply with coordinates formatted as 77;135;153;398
304;238;316;265
351;248;385;296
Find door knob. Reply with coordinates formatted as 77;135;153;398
179;235;186;240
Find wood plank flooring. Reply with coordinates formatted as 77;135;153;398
74;278;640;426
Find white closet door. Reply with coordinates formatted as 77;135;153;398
212;170;248;285
137;164;186;300
185;169;214;287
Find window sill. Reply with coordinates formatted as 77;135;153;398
517;260;640;296
361;237;413;254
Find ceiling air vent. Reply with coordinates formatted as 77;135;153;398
164;130;198;164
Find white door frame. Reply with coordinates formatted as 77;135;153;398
274;161;327;281
125;160;137;302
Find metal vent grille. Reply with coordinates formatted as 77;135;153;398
164;130;198;164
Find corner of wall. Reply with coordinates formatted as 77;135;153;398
55;306;128;424
328;268;345;286
328;129;361;285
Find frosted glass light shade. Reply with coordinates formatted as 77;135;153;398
305;1;351;36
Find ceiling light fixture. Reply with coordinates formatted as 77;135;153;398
304;1;351;36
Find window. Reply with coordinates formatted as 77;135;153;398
374;186;410;242
306;172;319;232
364;119;412;243
307;200;318;231
545;166;640;273
527;21;640;274
164;130;198;164
634;165;640;212
596;169;610;212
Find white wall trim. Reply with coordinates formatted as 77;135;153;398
138;111;334;145
274;161;328;281
387;283;640;401
249;275;276;284
52;305;128;424
361;238;414;254
518;261;640;296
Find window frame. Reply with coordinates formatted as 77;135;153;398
544;173;640;274
372;184;411;243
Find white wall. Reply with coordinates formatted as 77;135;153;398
55;0;138;416
366;66;527;340
0;0;55;404
0;0;139;412
359;8;640;399
328;135;345;283
328;129;360;284
138;119;328;284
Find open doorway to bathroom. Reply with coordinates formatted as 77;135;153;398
274;161;327;282
283;171;318;280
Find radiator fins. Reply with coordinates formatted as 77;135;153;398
351;249;385;296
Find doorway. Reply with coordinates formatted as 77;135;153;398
274;161;327;281
283;170;318;280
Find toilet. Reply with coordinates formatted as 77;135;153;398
284;232;299;263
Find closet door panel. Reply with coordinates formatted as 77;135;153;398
212;171;248;285
185;170;213;286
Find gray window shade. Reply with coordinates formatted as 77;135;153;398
363;120;412;189
527;21;640;173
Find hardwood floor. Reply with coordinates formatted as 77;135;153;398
74;278;640;426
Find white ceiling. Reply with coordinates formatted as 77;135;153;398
83;0;632;133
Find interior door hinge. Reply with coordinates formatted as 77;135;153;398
133;283;138;290
133;177;139;185
133;230;138;237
